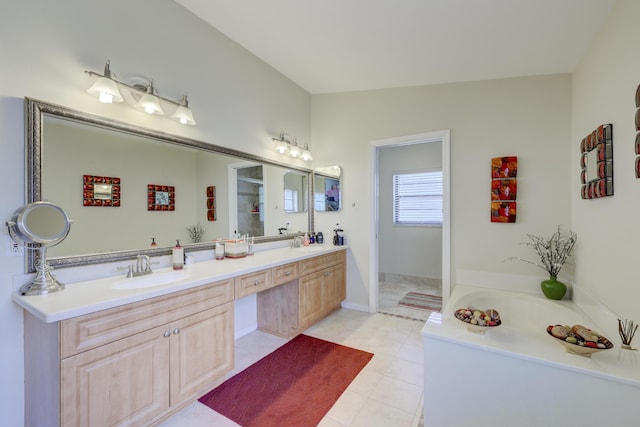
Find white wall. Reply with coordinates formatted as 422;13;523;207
378;141;442;279
0;1;310;425
571;0;640;319
311;74;573;307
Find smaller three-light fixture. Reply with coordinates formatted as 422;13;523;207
85;60;196;125
272;133;312;161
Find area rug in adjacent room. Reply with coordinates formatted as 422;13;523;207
398;291;442;312
198;334;373;427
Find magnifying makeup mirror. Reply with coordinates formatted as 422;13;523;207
6;201;72;295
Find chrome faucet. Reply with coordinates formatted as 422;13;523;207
291;236;303;248
135;254;152;276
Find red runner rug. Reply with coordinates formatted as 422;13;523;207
198;334;373;427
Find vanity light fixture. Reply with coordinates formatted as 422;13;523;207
85;60;196;125
301;144;313;161
273;133;290;154
86;61;124;104
288;139;302;158
271;133;312;161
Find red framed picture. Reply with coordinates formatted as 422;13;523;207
148;184;175;211
491;156;518;178
83;175;121;207
206;185;216;221
491;179;517;201
490;201;516;223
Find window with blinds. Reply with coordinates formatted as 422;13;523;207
393;170;443;225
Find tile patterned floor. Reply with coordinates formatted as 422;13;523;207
159;309;425;427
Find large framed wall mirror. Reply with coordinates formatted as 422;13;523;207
25;98;313;271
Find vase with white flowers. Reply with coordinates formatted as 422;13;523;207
508;227;577;300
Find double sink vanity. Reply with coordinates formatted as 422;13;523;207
14;245;346;427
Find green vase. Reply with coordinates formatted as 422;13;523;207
541;277;566;300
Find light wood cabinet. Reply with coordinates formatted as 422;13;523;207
23;249;346;426
300;263;345;329
258;250;346;337
26;280;234;427
234;269;272;298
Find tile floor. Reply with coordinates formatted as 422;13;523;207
159;308;426;427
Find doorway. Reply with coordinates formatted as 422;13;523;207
368;131;450;318
229;162;264;238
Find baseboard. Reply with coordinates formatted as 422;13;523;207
341;301;370;313
234;322;257;340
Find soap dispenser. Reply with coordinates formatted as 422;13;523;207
172;240;184;270
303;233;310;246
333;228;344;246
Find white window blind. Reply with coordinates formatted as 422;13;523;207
393;171;443;225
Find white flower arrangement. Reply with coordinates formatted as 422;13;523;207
186;223;205;243
508;227;577;278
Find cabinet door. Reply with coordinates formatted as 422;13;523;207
61;326;170;427
300;272;325;328
326;263;346;309
170;302;234;405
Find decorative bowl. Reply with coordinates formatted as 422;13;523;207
546;324;614;357
454;307;501;334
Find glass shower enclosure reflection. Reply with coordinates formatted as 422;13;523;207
236;165;264;237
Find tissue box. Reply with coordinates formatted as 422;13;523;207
224;240;248;258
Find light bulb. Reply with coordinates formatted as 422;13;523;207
99;91;113;104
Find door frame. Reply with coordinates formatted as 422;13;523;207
368;130;451;313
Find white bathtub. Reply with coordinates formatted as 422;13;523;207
422;285;640;427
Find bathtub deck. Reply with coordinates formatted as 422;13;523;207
422;285;640;426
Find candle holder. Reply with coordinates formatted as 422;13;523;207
618;318;638;350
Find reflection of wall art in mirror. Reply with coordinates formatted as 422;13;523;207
82;175;120;207
490;156;517;223
580;124;613;199
207;185;216;221
148;184;175;211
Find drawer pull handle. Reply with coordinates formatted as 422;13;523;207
254;280;260;286
324;271;330;276
163;331;171;338
285;271;291;276
173;328;180;335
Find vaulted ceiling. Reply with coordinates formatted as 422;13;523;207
176;0;618;94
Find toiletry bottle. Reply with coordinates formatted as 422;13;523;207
309;233;315;244
149;237;157;248
215;242;225;260
173;240;184;270
316;232;324;244
303;233;310;246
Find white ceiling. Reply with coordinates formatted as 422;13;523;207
175;0;618;94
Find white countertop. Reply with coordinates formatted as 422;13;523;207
13;245;346;323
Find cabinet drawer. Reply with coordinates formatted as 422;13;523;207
299;251;345;276
234;269;272;298
60;279;234;358
272;262;299;286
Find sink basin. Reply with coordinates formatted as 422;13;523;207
112;269;191;290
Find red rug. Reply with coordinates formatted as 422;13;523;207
198;334;373;427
